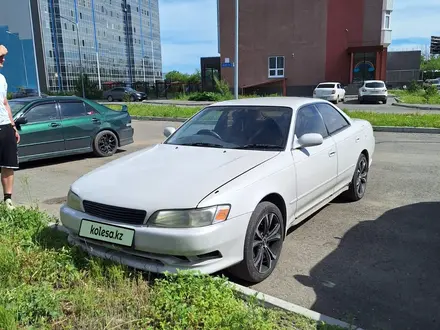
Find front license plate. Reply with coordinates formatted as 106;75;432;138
79;219;135;247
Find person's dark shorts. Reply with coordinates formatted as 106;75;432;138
0;123;19;169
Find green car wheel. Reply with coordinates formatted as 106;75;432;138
93;130;119;157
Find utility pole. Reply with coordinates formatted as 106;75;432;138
234;0;239;99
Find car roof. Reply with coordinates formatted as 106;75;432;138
9;95;84;103
317;82;339;84
211;96;328;109
364;80;385;83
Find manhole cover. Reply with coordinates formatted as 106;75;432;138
43;196;67;205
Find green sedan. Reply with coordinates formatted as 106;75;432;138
9;96;134;163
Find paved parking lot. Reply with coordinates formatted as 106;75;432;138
13;120;440;330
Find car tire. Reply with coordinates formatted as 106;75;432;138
228;201;285;284
93;130;119;157
130;95;136;102
107;95;113;102
359;97;364;104
382;98;387;104
343;153;369;202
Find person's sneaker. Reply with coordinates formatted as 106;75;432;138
4;198;15;211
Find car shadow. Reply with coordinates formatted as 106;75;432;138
16;149;128;170
293;202;440;330
342;99;360;105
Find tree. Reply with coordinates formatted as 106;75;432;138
421;55;440;71
165;69;201;84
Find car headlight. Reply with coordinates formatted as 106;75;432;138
67;189;83;212
148;205;231;228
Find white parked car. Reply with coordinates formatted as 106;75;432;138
60;97;375;284
358;80;388;104
313;82;346;103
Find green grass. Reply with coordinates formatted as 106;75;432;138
108;104;202;118
390;89;440;105
346;111;440;128
0;205;347;330
107;104;440;128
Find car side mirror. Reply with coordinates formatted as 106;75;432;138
163;126;176;138
15;116;27;126
121;105;128;112
295;133;323;148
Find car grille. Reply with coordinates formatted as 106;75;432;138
83;200;147;225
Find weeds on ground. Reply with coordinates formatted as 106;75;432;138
0;205;346;329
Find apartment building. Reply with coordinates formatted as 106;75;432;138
0;0;163;93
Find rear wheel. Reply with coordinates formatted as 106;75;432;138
228;202;285;283
130;95;136;102
343;153;369;202
93;130;118;157
107;95;113;102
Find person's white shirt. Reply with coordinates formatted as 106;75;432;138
0;73;11;125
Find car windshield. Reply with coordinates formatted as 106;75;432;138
365;82;385;88
164;105;293;151
317;84;335;88
9;101;31;116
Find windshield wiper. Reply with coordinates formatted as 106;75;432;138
182;142;225;148
235;144;283;150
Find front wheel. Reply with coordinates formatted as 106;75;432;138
343;153;369;202
228;202;285;283
93;130;118;157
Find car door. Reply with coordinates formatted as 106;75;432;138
114;87;125;100
314;103;358;192
17;101;65;159
58;100;102;151
291;104;338;218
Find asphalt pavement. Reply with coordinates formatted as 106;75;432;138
12;121;440;330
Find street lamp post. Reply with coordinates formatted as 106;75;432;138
59;15;85;98
6;31;29;87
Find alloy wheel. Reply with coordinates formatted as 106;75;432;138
98;133;117;155
252;212;283;274
356;157;368;196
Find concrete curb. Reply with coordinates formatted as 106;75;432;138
391;103;440;110
48;221;361;329
373;126;440;134
231;282;362;329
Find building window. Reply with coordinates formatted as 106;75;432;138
268;56;285;78
384;10;391;29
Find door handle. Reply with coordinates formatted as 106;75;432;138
49;122;61;127
92;118;101;124
328;151;336;157
355;137;360;142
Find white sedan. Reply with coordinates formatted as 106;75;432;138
313;82;346;103
60;97;375;284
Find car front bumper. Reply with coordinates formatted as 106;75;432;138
60;204;251;274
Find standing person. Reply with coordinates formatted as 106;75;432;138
0;45;20;210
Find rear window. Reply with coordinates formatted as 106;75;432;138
365;82;385;88
317;84;336;89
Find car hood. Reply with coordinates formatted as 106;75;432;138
72;144;279;213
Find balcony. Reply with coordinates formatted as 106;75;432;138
383;0;393;11
381;29;392;47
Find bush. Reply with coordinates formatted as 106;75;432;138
407;80;421;93
425;85;439;98
188;91;222;101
